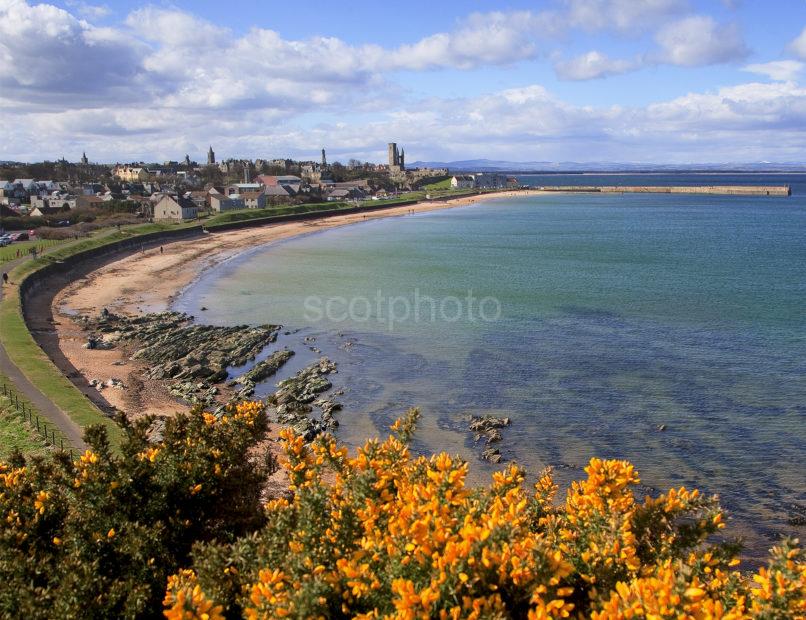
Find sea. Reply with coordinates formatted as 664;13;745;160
174;173;806;563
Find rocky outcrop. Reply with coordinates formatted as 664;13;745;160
81;311;279;382
169;381;219;406
79;310;282;406
267;357;340;440
233;349;295;397
468;415;511;463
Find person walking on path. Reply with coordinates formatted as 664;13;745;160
2;273;8;285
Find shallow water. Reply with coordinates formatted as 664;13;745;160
175;174;806;562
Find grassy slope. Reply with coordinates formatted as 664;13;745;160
423;178;452;190
0;223;189;449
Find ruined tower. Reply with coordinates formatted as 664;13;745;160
388;142;399;167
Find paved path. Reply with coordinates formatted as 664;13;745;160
0;257;86;450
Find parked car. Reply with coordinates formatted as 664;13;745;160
9;232;28;241
0;238;10;247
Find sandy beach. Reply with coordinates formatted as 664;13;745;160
52;190;545;419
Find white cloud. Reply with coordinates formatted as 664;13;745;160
743;60;803;82
64;0;109;19
6;76;806;164
553;50;638;80
2;0;805;164
565;0;688;32
125;7;228;48
0;0;148;104
386;11;558;70
655;15;748;66
789;25;806;60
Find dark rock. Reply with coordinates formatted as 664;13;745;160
268;357;340;440
79;311;280;388
468;414;511;462
481;447;502;463
236;350;295;387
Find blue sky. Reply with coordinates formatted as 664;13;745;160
2;0;806;164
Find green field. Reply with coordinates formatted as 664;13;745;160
423;178;452;190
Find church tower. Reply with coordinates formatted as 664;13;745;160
80;152;88;165
321;148;327;169
207;146;215;165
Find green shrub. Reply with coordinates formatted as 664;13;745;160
0;402;272;619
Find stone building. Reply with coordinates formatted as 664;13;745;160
209;193;244;212
154;195;198;221
207;146;215;165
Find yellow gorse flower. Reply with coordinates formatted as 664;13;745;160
155;406;806;619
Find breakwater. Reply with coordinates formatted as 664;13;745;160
538;185;791;196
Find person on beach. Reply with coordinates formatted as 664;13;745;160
160;246;164;254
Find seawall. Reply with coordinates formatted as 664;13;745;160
538;185;791;196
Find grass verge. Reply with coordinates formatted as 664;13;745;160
0;376;54;459
0;239;65;265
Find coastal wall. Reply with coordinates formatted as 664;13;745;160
538;185;791;196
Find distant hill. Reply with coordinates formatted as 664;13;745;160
409;159;806;173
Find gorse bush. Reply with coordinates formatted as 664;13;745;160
0;404;803;619
0;402;272;619
166;409;805;619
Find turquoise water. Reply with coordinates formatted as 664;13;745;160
176;176;806;561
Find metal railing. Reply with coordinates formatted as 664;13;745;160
1;380;76;459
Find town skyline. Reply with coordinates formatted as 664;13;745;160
2;0;806;164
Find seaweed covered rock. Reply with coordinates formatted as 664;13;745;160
469;414;511;462
79;311;280;386
267;357;340;440
233;349;295;397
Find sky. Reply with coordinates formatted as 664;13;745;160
2;0;806;164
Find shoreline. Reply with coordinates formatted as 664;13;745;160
51;189;546;419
